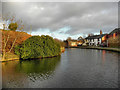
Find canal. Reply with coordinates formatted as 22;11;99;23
2;48;119;88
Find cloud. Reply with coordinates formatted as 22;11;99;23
2;2;118;39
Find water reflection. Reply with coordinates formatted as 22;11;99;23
2;56;61;88
102;50;106;64
17;56;61;82
2;49;119;88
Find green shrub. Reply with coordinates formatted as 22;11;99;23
14;35;60;59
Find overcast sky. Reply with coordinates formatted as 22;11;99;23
1;1;118;40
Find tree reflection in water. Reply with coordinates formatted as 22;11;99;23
2;56;61;87
16;56;61;82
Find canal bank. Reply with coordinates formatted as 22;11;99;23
0;47;65;62
66;46;120;53
0;53;61;62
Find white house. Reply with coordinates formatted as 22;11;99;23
85;34;107;46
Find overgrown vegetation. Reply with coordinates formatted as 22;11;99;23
2;30;31;53
15;35;61;60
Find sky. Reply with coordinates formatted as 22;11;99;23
0;0;119;40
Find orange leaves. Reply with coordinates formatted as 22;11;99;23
2;30;31;53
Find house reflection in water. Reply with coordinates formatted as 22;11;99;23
102;50;106;65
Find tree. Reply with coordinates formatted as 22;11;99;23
8;22;18;31
54;38;65;47
2;13;24;31
67;37;72;41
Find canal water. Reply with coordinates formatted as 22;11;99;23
2;48;119;88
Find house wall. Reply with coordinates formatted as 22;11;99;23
108;32;120;39
97;38;102;45
87;38;102;46
68;41;77;47
94;39;98;46
71;42;77;47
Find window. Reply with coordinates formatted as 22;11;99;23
113;33;116;39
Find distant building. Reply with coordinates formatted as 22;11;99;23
63;40;77;47
64;37;84;47
77;36;84;46
69;40;78;47
85;30;108;46
64;28;120;47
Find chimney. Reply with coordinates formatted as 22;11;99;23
100;30;102;35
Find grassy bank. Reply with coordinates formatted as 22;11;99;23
0;52;19;62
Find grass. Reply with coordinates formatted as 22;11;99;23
0;52;19;62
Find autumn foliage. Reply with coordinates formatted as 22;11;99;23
1;29;31;53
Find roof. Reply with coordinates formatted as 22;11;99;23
85;34;107;39
109;28;120;35
69;40;77;42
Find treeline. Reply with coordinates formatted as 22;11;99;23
54;38;65;47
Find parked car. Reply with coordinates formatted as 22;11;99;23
77;44;82;46
100;42;107;47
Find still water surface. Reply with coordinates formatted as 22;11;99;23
2;48;119;88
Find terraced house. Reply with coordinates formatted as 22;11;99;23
85;28;120;47
85;30;108;46
108;28;120;38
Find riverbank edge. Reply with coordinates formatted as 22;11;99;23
0;47;65;62
66;46;120;53
0;54;61;62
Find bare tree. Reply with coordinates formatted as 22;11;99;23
2;14;24;60
8;24;24;53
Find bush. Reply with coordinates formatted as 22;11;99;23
15;35;61;59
